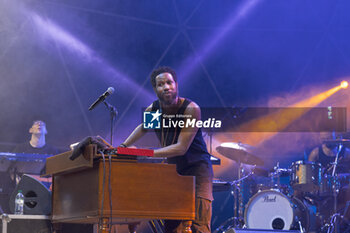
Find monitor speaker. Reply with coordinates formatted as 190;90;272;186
9;174;51;215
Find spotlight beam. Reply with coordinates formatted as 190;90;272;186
219;84;345;147
182;30;227;108
31;12;154;100
178;0;260;80
44;1;178;28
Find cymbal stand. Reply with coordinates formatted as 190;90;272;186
270;163;291;191
271;162;281;188
231;162;254;228
238;162;244;222
212;182;241;233
213;166;254;233
327;143;342;233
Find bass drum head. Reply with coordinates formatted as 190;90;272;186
244;189;309;231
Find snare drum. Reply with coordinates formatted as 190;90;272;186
290;161;322;192
244;189;309;231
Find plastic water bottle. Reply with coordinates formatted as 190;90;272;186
14;190;24;215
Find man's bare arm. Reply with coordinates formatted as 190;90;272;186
308;147;319;161
153;102;200;158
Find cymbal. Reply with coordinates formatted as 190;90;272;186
324;139;350;146
216;142;264;166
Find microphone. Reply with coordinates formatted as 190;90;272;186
88;87;115;111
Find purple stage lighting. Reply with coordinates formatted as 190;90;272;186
178;0;260;80
31;13;154;101
31;13;93;59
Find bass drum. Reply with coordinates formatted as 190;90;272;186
244;189;309;231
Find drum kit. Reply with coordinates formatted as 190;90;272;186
214;140;350;233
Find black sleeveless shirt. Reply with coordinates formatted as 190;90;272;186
151;98;213;200
151;98;211;171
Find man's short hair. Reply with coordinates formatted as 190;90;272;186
150;66;177;88
32;120;45;126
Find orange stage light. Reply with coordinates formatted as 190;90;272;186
341;81;348;89
214;84;345;148
211;82;347;176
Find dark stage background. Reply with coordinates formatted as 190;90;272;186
1;0;350;230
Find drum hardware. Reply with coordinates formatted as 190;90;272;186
216;142;264;229
268;163;292;195
212;170;255;232
327;213;341;233
296;217;305;233
270;163;291;184
323;142;344;233
330;144;342;177
232;162;255;228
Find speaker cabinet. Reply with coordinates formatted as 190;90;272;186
0;214;51;233
9;174;51;215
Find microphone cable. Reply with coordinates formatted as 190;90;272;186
108;152;113;233
99;150;106;233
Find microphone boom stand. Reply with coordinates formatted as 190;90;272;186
103;100;118;146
